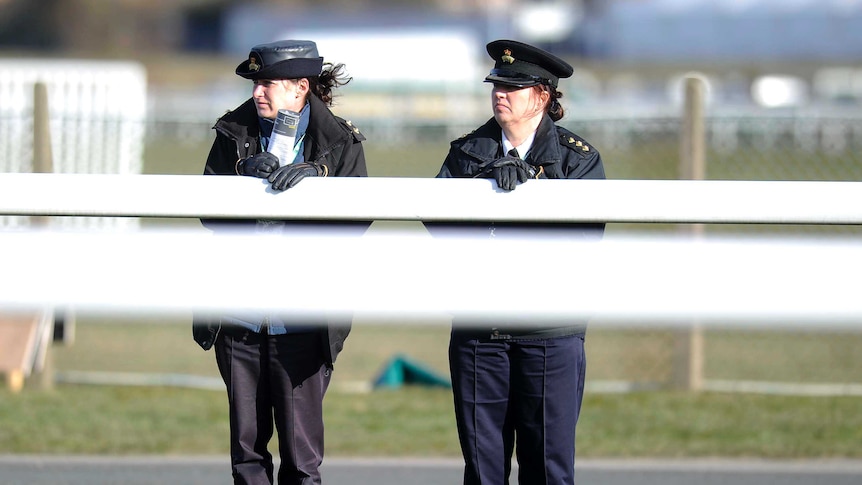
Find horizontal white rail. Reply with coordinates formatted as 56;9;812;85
1;230;861;325
2;173;862;224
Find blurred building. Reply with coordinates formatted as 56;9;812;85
581;0;862;63
3;0;862;63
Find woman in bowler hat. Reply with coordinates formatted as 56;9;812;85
435;40;606;485
194;40;367;485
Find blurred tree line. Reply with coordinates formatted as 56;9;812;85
0;0;603;57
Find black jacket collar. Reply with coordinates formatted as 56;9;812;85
457;114;562;166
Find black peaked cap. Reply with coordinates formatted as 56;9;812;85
484;39;573;88
236;40;324;80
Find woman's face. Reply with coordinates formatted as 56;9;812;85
491;83;548;127
252;78;307;119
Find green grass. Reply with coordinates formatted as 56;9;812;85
579;392;862;458
3;381;861;458
585;327;862;384
0;385;230;454
2;319;859;457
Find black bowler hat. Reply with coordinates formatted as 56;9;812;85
484;39;573;88
235;40;324;80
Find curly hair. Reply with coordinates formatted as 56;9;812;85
307;62;352;106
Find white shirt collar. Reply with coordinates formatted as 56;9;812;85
501;130;536;160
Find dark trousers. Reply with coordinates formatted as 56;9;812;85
449;330;586;485
215;328;331;485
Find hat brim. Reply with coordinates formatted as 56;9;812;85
484;74;542;89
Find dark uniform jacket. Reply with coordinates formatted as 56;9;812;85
192;94;367;365
432;114;605;338
202;94;366;180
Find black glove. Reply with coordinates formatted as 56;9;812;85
489;156;536;191
238;152;279;178
268;162;327;191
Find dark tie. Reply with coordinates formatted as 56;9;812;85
507;148;519;159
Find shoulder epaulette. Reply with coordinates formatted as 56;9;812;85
560;133;592;153
457;129;477;140
342;119;366;142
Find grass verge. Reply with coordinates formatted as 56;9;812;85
2;385;860;458
0;320;859;457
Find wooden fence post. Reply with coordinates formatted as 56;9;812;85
27;82;57;390
673;74;707;391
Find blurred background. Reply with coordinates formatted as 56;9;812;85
3;0;862;179
1;0;862;458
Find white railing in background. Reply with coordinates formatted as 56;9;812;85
0;60;147;231
1;173;862;224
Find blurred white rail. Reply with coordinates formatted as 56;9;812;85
2;173;862;324
2;173;862;224
1;229;861;326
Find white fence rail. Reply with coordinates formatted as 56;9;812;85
1;225;861;326
2;173;862;224
1;174;862;325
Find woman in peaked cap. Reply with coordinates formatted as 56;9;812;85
433;39;606;485
195;39;367;485
213;39;367;191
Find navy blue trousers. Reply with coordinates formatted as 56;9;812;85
215;327;331;485
449;330;586;485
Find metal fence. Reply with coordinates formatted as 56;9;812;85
147;104;862;178
566;112;862;181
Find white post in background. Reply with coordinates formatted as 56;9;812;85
674;74;707;391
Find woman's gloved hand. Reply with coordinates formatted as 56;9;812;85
268;162;327;191
237;152;279;178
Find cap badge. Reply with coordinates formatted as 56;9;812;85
501;49;515;64
248;56;260;72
